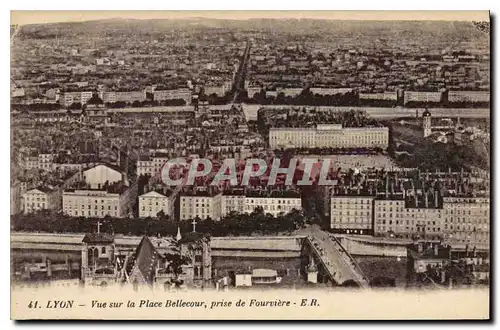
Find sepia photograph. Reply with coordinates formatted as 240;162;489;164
9;10;491;320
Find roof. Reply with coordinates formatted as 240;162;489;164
84;163;124;175
25;186;56;194
178;232;209;245
140;190;167;198
82;233;114;244
211;237;301;252
131;236;163;284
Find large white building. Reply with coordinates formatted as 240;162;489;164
22;187;61;214
62;164;136;218
269;124;389;150
138;190;176;218
62;188;132;218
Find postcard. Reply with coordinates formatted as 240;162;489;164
10;10;490;320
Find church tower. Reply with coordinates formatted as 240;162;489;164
422;108;432;137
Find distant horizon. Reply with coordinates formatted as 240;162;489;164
11;10;489;26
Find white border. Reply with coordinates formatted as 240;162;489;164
2;2;497;329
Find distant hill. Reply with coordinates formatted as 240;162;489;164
16;17;487;41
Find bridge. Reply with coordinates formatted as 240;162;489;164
300;226;370;288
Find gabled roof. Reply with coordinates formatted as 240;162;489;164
139;190;167;198
82;233;114;244
130;236;163;285
25;186;56;194
84;163;123;175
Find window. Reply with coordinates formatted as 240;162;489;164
101;247;106;254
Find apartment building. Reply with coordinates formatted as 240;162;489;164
137;155;169;177
22;186;61;214
330;196;375;235
373;194;489;247
243;190;302;217
180;191;223;221
442;196;489;246
221;190;245;216
138;190;176;218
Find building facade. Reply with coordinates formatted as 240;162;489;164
269;125;389;150
138;190;175;218
330;196;375;235
62;188;131;218
243;196;302;217
22;187;61;214
180;192;223;221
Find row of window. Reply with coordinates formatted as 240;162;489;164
332;211;371;216
64;205;118;210
66;210;119;217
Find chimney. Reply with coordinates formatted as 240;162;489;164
434;243;438;256
414;191;418;207
434;190;439;207
425;192;429;208
417;243;423;253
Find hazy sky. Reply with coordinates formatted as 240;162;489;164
11;10;490;26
